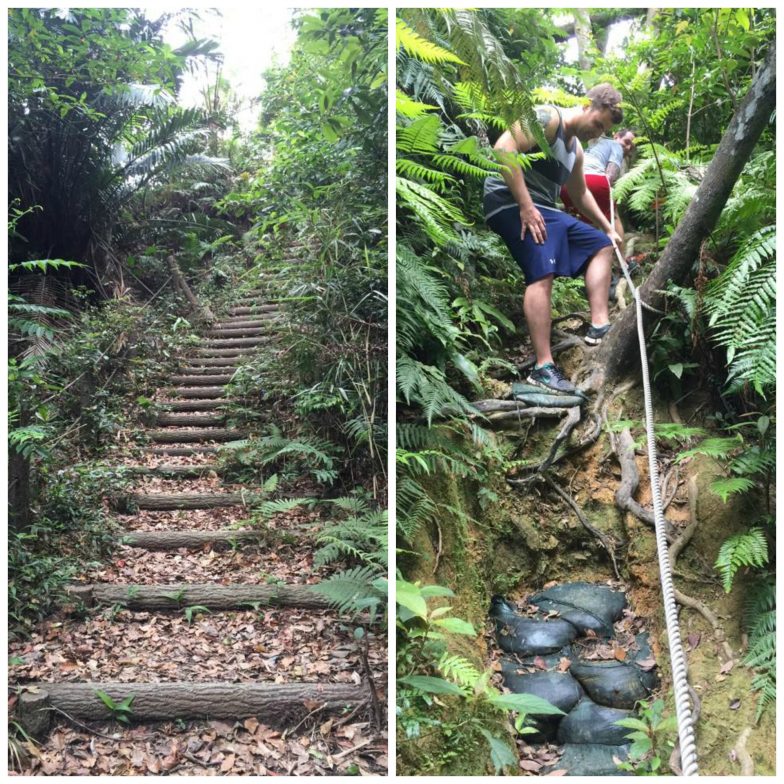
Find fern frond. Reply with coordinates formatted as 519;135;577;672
396;17;466;65
714;528;768;592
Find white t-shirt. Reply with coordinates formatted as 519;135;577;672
583;137;624;176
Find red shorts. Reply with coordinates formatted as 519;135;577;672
561;174;615;224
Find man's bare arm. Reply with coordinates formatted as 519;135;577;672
494;107;557;245
605;161;621;185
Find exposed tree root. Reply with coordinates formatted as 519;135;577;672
669;476;735;663
541;473;621;579
731;726;755;775
517;333;587;372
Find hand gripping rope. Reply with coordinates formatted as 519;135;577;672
609;186;700;776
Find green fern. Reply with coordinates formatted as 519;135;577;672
396;16;466;66
703;226;775;395
309;564;387;617
714;528;768;593
438;652;482;689
742;577;775;721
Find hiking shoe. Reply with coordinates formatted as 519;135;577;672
526;363;577;394
585;323;611;345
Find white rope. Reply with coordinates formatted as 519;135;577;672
608;180;700;776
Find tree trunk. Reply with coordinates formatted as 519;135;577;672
154;412;226;427
119;528;262;550
170;386;228;398
170;374;234;385
160;398;228;411
167;255;215;321
15;682;365;735
65;582;331;610
148;446;219;456
122;464;221;478
589;43;775;391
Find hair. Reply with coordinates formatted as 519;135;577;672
615;128;635;139
586;83;623;124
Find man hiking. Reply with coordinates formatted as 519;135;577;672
484;84;624;395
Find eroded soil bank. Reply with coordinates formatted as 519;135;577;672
399;385;774;776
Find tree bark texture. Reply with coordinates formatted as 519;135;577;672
145;428;244;443
170;374;233;386
171;386;228;398
167;255;215;321
65;582;331;610
119;529;262;550
202;336;271;349
160;398;228;411
194;347;256;357
590;44;776;390
205;326;266;338
155;413;226;427
148;446;219;456
123;492;260;510
16;683;364;733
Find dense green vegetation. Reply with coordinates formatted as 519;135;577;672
395;8;775;775
9;7;387;639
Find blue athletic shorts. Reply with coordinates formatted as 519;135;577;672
487;205;611;284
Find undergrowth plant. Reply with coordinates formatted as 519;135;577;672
397;578;563;774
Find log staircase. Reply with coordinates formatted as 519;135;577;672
12;288;378;772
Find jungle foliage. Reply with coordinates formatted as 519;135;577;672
8;8;388;637
395;7;776;774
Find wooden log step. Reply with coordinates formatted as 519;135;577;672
66;582;330;610
185;357;244;368
177;366;238;376
170;374;234;385
123;464;220;479
201;336;271;349
123;492;260;510
146;428;244;443
172;386;228;398
194;347;257;358
204;327;266;338
227;306;278;317
148;446;219;456
120;528;260;549
16;683;364;735
154;412;226;427
160;398;227;411
212;318;275;329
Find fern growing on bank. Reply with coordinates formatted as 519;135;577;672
742;576;775;722
714;528;769;593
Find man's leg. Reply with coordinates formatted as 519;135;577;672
523;274;554;366
584;245;612;326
